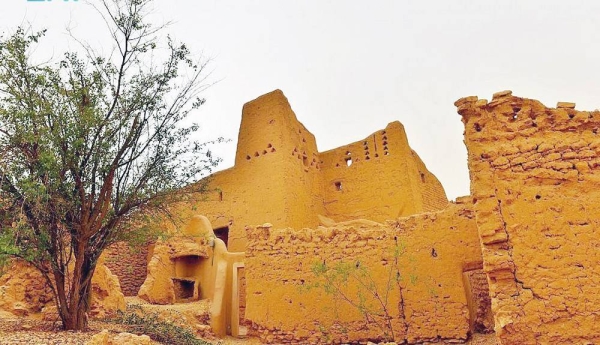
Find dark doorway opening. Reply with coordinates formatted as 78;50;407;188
214;226;229;248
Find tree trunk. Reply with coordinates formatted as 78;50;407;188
55;247;96;331
62;302;88;330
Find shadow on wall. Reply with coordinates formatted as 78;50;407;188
137;215;244;337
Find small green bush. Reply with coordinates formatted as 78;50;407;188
107;305;211;345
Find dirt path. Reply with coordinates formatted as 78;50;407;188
0;313;497;345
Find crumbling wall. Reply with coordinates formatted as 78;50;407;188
244;202;483;344
104;241;152;296
457;91;600;344
0;259;125;318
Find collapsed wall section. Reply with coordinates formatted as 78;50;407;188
457;91;600;344
104;241;152;296
244;202;483;344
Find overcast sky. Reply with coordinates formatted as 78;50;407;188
3;1;600;200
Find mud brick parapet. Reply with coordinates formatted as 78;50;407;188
244;202;485;344
457;91;600;344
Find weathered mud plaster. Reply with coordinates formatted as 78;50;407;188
106;89;448;296
244;201;486;344
138;215;244;337
457;91;600;344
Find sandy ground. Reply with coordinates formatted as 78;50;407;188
0;318;497;345
0;300;497;345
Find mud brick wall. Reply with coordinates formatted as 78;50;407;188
463;269;494;333
457;91;600;344
245;202;483;344
104;242;151;296
171;90;447;253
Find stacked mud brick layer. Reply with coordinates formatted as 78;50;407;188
457;91;600;344
104;242;151;296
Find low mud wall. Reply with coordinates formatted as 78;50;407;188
245;202;485;344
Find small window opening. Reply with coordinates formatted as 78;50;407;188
254;152;259;157
262;150;267;155
383;141;388;146
335;182;343;191
303;156;309;167
346;151;351;156
214;226;230;248
420;172;426;183
345;157;353;167
246;155;251;160
267;143;272;148
384;152;390;156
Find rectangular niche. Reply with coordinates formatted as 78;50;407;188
172;277;196;301
174;255;202;278
171;255;203;302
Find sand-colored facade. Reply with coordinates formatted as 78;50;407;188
457;91;600;344
138;215;244;337
95;90;600;344
187;90;448;253
108;90;448;296
245;200;487;344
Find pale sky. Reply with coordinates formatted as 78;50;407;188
2;1;600;200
